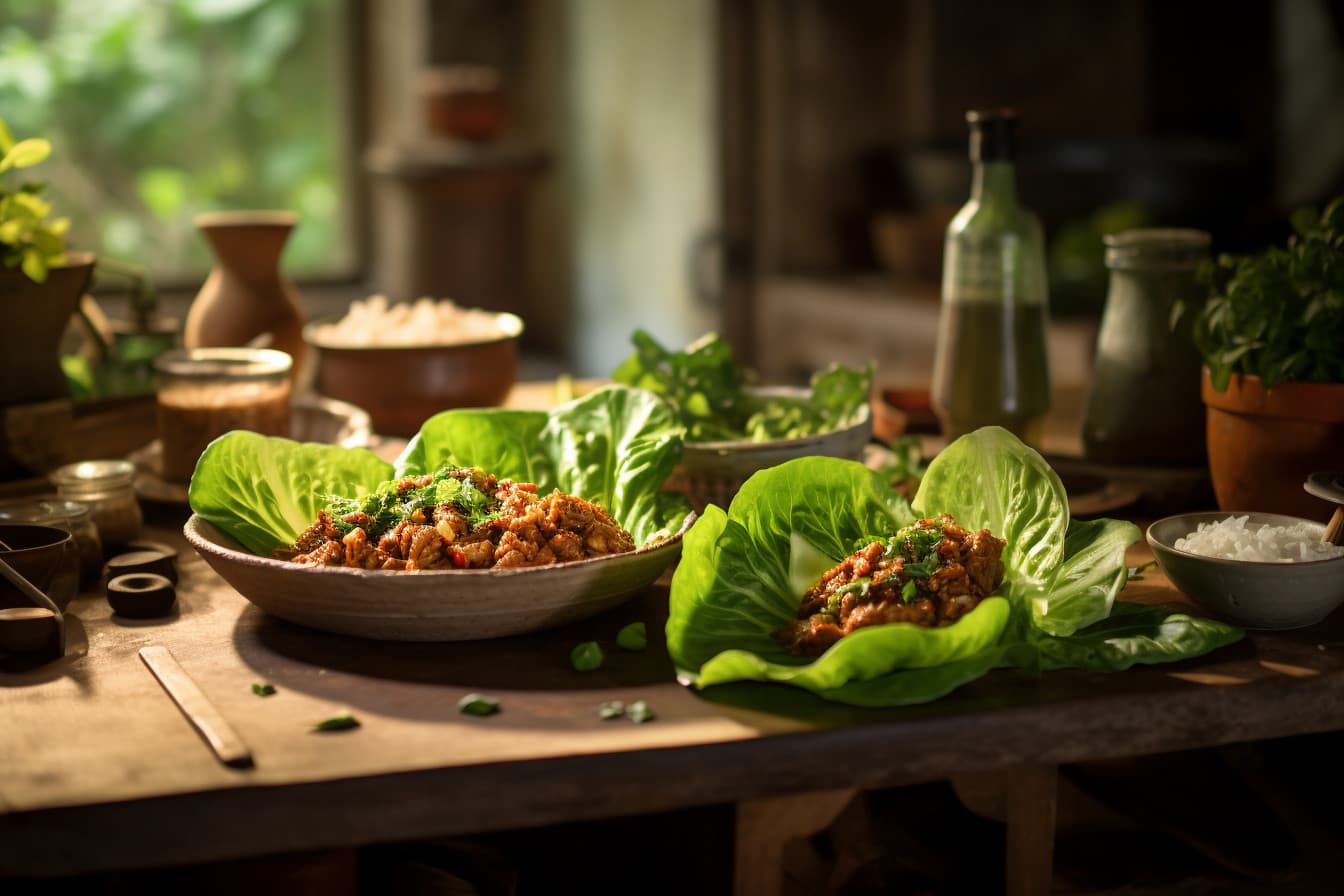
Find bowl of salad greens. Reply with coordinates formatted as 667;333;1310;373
184;385;695;640
612;330;873;512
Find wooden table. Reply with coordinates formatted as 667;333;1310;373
4;506;1344;894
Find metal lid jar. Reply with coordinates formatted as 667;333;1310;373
49;459;144;551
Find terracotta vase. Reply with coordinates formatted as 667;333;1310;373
183;211;307;376
0;252;96;407
1202;368;1344;520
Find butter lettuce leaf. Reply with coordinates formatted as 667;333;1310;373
188;432;393;555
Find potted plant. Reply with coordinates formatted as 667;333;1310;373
1192;195;1344;519
0;115;96;408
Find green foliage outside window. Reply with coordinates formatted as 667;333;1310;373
0;0;351;282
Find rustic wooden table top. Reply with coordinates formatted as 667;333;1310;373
4;500;1344;880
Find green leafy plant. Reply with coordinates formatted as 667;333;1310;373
0;115;70;283
611;330;872;442
1192;196;1344;391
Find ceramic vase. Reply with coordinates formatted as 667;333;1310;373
0;252;96;407
183;211;307;375
1202;368;1344;520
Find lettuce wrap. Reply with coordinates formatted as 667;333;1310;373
666;426;1242;706
190;384;692;555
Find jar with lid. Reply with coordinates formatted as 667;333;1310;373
0;497;104;586
50;460;144;552
153;347;292;483
1082;228;1211;466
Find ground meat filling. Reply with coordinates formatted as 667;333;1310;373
279;468;636;571
776;514;1006;657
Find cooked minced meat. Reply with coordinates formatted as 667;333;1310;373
775;514;1005;657
280;467;635;571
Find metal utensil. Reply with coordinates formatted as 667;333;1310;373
139;645;253;768
0;547;65;657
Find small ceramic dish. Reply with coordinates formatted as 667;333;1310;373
1146;511;1344;630
667;386;872;513
184;511;694;641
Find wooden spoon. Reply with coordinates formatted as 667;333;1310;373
1303;472;1344;546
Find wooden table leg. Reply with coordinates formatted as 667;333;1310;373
734;788;857;896
1003;764;1058;896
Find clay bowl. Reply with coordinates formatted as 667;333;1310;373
1146;511;1344;630
305;312;523;437
666;387;872;513
184;512;694;641
0;524;81;612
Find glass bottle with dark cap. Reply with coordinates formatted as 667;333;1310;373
930;109;1051;447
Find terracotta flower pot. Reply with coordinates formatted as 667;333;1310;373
1202;368;1344;520
0;252;96;407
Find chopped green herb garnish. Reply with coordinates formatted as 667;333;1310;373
570;641;604;672
882;521;944;578
626;700;656;724
251;682;276;696
321;467;500;538
598;700;625;720
458;693;501;716
900;580;918;603
313;713;360;732
616;622;647;651
826;577;871;614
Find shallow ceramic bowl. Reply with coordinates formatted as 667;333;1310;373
667;386;872;513
184;511;694;641
0;524;80;612
1146;511;1344;630
304;312;524;437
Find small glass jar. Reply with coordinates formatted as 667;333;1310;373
153;347;292;483
0;497;104;586
50;460;144;551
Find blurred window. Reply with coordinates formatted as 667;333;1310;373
0;0;355;283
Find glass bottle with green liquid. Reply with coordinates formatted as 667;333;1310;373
930;109;1051;448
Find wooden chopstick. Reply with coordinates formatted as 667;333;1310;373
139;646;253;768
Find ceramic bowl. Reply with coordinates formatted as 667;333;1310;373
184;511;694;641
666;387;872;513
1146;511;1344;630
0;524;81;612
304;312;524;437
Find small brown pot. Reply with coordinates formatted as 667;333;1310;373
1202;368;1344;519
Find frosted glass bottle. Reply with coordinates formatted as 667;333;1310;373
930;109;1051;448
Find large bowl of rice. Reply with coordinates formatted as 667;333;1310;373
1146;511;1344;630
305;296;524;437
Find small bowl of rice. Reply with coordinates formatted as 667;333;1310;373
305;296;524;437
1146;511;1344;630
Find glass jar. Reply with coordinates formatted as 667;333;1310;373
1082;228;1211;466
0;497;104;586
153;347;292;483
50;460;144;551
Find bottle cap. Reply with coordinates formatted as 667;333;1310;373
966;109;1018;162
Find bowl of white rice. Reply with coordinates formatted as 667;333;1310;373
1146;512;1344;630
305;296;524;437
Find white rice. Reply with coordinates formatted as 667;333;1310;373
311;296;515;346
1175;515;1344;563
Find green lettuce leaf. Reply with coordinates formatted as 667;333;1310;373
188;431;394;555
913;425;1069;591
397;384;691;545
1031;601;1244;672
